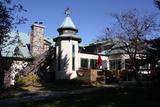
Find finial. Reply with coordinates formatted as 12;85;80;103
65;8;71;16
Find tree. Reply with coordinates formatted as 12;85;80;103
0;1;11;56
0;0;27;88
145;37;160;82
147;0;160;82
0;0;27;56
101;9;158;83
154;0;160;10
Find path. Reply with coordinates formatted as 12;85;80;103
0;87;105;105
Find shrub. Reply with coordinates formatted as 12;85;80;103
16;72;40;86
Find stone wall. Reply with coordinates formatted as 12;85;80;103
3;60;28;87
31;23;45;56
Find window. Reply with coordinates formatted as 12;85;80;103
72;44;75;55
81;58;88;68
63;30;75;34
139;64;149;69
72;45;75;70
72;57;75;70
90;59;97;69
110;60;121;70
102;60;107;69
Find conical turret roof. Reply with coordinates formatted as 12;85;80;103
57;8;78;33
60;16;77;30
54;8;81;43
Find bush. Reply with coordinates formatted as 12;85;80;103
16;72;40;86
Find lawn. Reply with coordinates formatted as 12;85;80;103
1;84;160;107
0;79;92;100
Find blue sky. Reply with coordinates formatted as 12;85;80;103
17;0;159;44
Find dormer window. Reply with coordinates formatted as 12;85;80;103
64;30;68;33
62;30;76;35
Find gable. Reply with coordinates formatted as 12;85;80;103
1;32;32;59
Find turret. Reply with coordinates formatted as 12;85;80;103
53;8;81;79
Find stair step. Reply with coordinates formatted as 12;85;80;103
19;47;55;76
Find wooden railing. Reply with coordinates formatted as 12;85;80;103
77;68;105;84
18;46;55;76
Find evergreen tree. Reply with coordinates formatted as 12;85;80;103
0;0;27;88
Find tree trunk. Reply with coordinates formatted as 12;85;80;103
134;70;142;85
0;68;4;88
3;70;12;88
0;59;13;88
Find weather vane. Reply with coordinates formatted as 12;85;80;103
65;8;71;16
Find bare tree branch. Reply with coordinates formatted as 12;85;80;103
100;9;159;82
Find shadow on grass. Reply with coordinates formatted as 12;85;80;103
1;84;160;107
40;79;93;91
36;86;160;107
0;79;93;100
0;85;35;100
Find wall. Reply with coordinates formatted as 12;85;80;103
3;60;28;87
56;40;79;79
78;53;109;70
31;24;45;56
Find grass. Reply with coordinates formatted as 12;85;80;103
41;79;91;91
1;84;160;107
0;86;36;100
0;79;91;99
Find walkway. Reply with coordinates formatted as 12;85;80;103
0;87;105;106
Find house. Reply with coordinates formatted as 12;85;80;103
0;23;54;87
0;9;151;87
53;10;110;79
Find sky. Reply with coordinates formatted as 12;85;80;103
16;0;159;45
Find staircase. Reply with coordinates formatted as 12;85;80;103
19;47;55;76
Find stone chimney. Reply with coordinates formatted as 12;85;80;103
31;22;45;56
